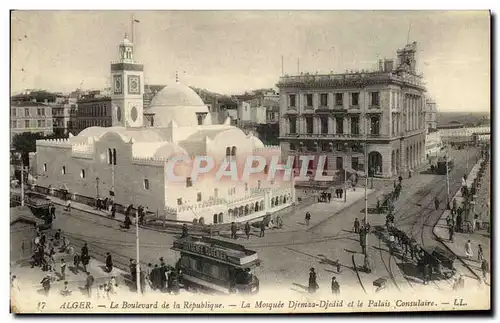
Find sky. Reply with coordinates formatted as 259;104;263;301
11;10;490;112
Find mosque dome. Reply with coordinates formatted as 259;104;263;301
147;83;209;127
150;83;205;107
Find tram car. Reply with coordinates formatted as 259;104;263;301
172;236;261;295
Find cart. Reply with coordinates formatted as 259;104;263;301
421;246;457;279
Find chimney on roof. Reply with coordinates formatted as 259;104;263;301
378;59;384;72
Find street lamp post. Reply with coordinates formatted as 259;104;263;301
445;142;450;208
464;126;469;173
344;144;347;203
136;207;141;295
96;177;100;199
364;119;369;255
16;152;25;206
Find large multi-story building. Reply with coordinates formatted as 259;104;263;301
74;95;112;134
277;42;427;179
10;101;53;141
52;97;78;136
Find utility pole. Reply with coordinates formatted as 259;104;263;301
19;154;25;206
136;207;141;295
446;141;450;207
464;125;469;173
281;55;284;76
364;119;369;254
344;152;347;203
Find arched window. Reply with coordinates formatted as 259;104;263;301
112;148;117;165
226;147;231;157
231;146;237;156
213;214;218;224
108;148;112;165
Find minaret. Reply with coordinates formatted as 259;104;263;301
110;33;144;128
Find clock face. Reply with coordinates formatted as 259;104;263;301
130;106;138;122
128;75;140;94
116;105;122;121
113;75;123;94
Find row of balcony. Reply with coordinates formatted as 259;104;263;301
277;72;425;88
281;132;387;139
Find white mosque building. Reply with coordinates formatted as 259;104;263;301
34;35;294;224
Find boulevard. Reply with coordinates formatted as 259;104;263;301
43;146;484;295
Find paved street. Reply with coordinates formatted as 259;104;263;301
36;146;489;297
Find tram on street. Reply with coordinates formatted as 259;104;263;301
172;236;261;295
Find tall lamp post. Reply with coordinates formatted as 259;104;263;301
96;177;100;199
464;125;469;174
15;152;26;206
364;118;369;255
136;206;141;295
344;143;348;203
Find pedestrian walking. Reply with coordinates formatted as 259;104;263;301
129;259;137;282
108;276;117;295
40;274;52;296
305;212;311;226
259;220;265;238
121;214;132;230
448;224;454;243
465;240;473;260
73;253;81;274
477;244;484;262
308;268;319;293
453;274;465;290
481;259;489;280
353;218;360;233
60;281;72;297
231;222;237;240
81;243;89;259
331;276;340;295
276;215;283;229
111;203;116;218
60;259;66;281
54;229;61;241
181;224;189;238
105;252;113;273
327;192;332;203
244;222;251;239
81;254;90;273
434;197;440;210
85;272;94;298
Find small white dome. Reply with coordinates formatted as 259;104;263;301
250;135;265;149
150;83;205;107
154;142;188;159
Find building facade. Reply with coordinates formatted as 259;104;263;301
439;126;490;144
34;35;294;225
10;101;53;142
424;98;438;131
74;96;112;134
277;42;427;178
425;130;443;160
52;97;78;136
